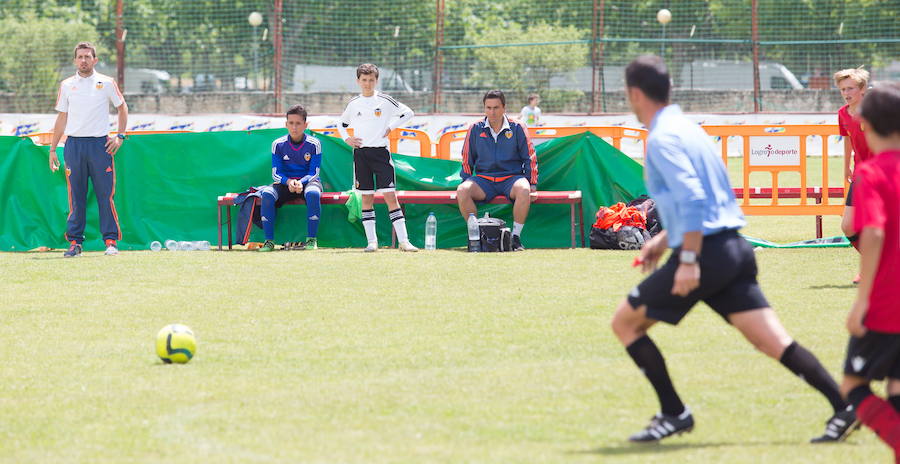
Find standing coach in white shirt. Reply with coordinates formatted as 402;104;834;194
49;42;128;258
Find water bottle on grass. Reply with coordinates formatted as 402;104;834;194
425;213;437;250
467;213;480;252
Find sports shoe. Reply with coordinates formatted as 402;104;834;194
258;240;275;252
104;240;118;256
852;273;861;285
398;241;418;252
628;407;694;443
810;406;859;443
305;237;318;250
63;243;82;258
364;241;378;252
511;235;525;251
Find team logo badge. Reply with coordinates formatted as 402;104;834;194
304;153;311;161
505;131;512;139
479;132;488;138
95;82;104;90
374;108;382;117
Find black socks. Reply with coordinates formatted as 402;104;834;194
779;341;848;412
626;335;686;416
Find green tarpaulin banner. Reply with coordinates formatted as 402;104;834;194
0;130;646;251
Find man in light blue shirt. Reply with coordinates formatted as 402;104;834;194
609;55;855;444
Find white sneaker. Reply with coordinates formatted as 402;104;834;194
398;241;419;252
104;244;119;255
364;241;378;252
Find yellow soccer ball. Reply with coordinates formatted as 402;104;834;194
156;324;197;364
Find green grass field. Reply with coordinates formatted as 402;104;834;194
0;212;888;463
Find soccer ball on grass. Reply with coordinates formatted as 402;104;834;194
156;324;197;364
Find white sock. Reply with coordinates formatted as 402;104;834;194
362;209;377;244
513;222;524;237
389;208;409;243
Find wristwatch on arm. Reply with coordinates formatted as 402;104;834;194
679;250;698;265
116;133;126;140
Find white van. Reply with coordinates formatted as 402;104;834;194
292;64;412;93
678;60;804;90
61;64;170;94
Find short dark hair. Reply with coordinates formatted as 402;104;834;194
860;82;900;137
356;63;379;79
625;55;670;104
74;42;96;58
483;89;506;106
286;104;307;121
528;93;539;103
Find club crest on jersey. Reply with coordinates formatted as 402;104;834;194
374;108;382;117
304;153;311;161
505;131;512;139
95;82;104;90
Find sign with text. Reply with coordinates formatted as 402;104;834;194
748;136;801;166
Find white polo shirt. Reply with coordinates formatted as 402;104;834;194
54;71;124;137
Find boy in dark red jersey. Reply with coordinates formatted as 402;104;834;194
840;82;900;461
834;68;872;283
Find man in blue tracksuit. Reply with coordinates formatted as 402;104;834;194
457;90;538;251
257;104;322;252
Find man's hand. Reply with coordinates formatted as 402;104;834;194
49;148;60;172
637;233;667;273
845;166;853;184
671;263;700;296
105;136;123;155
529;185;537;202
287;179;303;193
847;299;868;338
383;128;391;138
345;136;363;149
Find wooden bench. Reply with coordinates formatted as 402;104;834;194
217;190;584;250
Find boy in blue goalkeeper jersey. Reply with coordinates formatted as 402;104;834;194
258;104;323;252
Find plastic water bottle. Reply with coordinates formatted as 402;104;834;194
165;239;178;251
467;213;480;252
193;241;211;251
424;213;437;250
178;241;194;251
149;241;162;252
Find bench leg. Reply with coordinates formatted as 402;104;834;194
217;205;223;251
569;203;576;249
227;205;233;250
578;201;585;248
815;194;823;239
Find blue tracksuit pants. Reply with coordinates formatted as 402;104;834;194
63;136;121;243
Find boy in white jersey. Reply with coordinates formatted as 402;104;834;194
338;63;417;252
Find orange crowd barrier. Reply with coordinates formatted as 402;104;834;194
701;124;845;217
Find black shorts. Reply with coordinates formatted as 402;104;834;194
353;147;396;194
627;230;770;325
270;179;323;208
845;181;854;206
843;331;900;381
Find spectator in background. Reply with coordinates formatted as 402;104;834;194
834;67;872;284
520;93;542;127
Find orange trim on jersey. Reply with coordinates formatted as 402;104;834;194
109;156;122;240
111;80;125;105
460;122;476;176
476;174;514;182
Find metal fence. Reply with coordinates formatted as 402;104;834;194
2;0;898;114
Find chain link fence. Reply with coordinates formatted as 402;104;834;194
1;0;897;114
